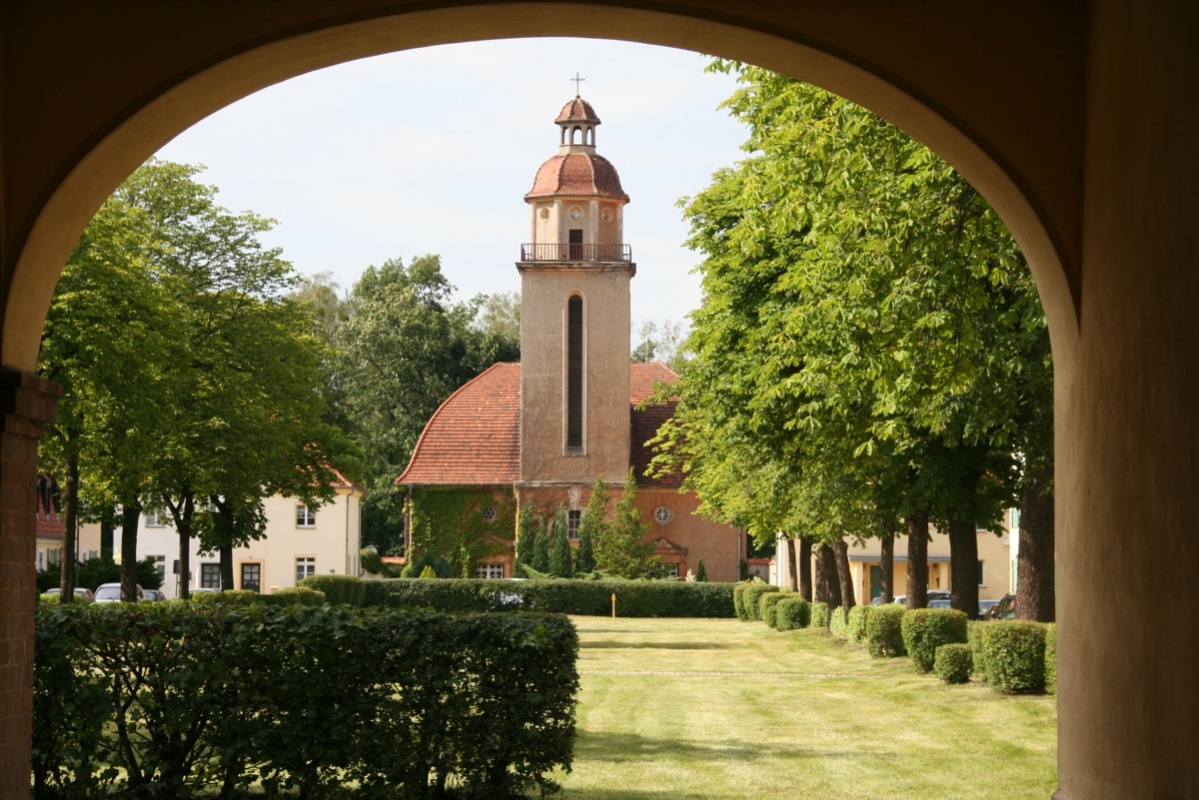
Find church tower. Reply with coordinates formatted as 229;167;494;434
517;93;634;485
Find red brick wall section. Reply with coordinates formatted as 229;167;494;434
0;370;61;800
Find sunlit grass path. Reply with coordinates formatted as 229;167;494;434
556;617;1057;800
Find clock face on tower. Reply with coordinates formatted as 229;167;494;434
570;206;583;220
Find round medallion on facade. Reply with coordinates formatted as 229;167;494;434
570;206;583;220
654;506;672;524
539;207;550;219
482;506;497;522
601;208;613;223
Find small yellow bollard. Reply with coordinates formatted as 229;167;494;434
611;593;617;618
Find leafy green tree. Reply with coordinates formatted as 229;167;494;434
595;470;657;579
575;478;606;575
652;63;1051;617
548;505;574;578
334;257;519;553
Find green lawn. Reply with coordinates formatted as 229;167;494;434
556;617;1057;800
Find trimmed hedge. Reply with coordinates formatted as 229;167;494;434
299;574;368;606
742;583;780;621
733;582;751;620
760;591;790;629
775;597;811;631
810;601;830;628
847;605;872;645
33;601;578;797
190;589;259;607
1044;623;1057;694
866;605;906;657
982;620;1048;694
901;609;970;673
934;643;974;684
266;586;327;606
364;578;737;618
829;606;849;639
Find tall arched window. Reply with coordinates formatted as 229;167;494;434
567;295;584;450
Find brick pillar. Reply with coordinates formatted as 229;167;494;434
0;370;61;800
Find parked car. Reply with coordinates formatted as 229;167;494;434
928;598;953;609
43;587;94;603
92;582;144;602
978;598;1002;619
142;589;164;602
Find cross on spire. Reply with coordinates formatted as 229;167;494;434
571;72;585;96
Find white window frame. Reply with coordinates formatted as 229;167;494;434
200;562;222;589
149;554;166;578
295;556;316;584
567;509;582;540
296;504;316;528
475;563;505;579
145;511;167;528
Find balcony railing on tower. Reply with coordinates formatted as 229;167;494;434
520;243;632;262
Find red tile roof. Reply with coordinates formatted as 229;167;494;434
398;362;681;487
526;153;628;200
397;363;522;486
556;96;601;124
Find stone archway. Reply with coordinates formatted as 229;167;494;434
3;4;1196;799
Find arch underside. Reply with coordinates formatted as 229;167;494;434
2;2;1081;373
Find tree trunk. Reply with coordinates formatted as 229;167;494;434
168;492;194;599
798;537;813;601
120;500;142;601
814;544;841;607
100;506;115;559
220;544;234;591
905;511;929;609
948;516;980;619
58;454;79;602
879;531;895;604
834;538;855;610
786;537;799;592
1018;479;1055;622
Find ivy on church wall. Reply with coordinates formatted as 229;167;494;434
408;488;517;578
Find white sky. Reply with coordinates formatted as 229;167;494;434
154;38;748;331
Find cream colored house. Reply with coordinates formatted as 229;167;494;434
112;478;363;599
771;510;1018;604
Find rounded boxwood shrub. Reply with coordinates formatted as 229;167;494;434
901;608;970;672
775;597;811;631
1044;623;1057;694
829;606;849;639
981;620;1048;694
934;643;974;684
809;601;830;629
847;605;872;645
760;591;790;629
733;582;750;620
742;583;779;622
865;605;906;657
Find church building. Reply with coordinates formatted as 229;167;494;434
396;94;742;582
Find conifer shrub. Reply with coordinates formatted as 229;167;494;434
865;604;906;657
1044;623;1057;695
901;608;970;672
934;643;974;684
300;574;367;606
733;582;751;620
810;601;830;628
982;620;1047;694
742;583;779;621
696;559;708;582
419;565;438;579
760;591;790;629
775;597;811;630
847;604;872;645
967;620;988;676
829;606;849;639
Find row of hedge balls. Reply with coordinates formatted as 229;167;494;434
733;582;1057;694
